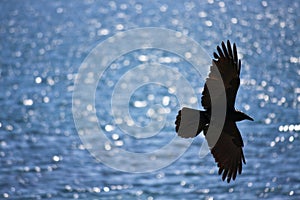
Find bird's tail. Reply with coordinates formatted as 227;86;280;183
175;107;209;138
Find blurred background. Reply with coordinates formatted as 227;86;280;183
0;0;299;199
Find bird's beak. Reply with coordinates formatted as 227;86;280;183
246;115;254;121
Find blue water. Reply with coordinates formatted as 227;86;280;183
1;0;299;199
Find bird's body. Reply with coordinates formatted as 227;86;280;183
175;40;253;183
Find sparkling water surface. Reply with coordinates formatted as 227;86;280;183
1;0;299;199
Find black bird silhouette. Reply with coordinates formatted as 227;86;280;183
175;40;253;183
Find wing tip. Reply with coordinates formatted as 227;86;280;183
213;52;219;59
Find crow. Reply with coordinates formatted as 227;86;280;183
175;40;253;183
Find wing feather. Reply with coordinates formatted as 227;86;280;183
213;52;219;59
227;40;233;58
217;46;225;58
221;41;229;58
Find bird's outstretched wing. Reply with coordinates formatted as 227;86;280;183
201;40;241;110
210;120;246;183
